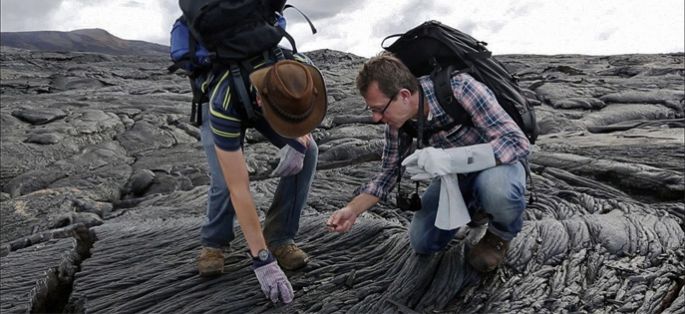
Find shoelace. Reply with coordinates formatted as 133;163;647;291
278;244;298;255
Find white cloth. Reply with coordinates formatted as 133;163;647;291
401;144;498;230
436;174;470;230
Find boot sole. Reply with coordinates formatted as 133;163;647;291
198;268;223;277
467;256;499;273
279;256;310;271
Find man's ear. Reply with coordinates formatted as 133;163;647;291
255;94;263;107
399;88;412;102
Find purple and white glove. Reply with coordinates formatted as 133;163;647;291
271;145;305;177
253;261;294;304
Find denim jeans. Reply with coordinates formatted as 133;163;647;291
409;161;526;254
199;104;318;249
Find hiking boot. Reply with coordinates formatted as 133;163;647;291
270;244;309;270
456;211;489;243
468;230;509;272
467;211;490;227
198;247;224;277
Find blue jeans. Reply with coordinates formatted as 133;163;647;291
409;162;526;254
199;104;318;249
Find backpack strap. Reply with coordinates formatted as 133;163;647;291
466;42;492;60
431;65;472;127
520;158;536;204
188;75;204;126
185;35;205;126
380;34;402;49
283;4;317;34
272;47;286;61
229;62;258;123
416;87;425;149
167;62;183;74
275;4;317;53
278;28;298;53
395;88;428;211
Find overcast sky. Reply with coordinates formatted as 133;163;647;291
1;0;683;57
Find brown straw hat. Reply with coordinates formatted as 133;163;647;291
249;60;327;138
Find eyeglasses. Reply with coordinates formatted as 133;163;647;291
368;93;396;115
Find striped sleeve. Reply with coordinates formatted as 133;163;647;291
356;126;402;200
208;69;243;151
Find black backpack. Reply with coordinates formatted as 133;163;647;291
383;20;538;145
181;0;287;61
172;0;316;126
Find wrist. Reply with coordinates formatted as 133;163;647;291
346;204;362;217
288;141;307;154
251;249;275;268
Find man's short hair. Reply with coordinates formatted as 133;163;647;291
356;52;418;98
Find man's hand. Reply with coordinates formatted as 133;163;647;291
271;134;312;177
253;261;294;304
271;145;305;177
327;206;358;233
296;134;312;148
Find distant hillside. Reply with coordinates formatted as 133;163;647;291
0;28;168;56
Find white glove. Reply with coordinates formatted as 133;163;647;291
401;143;497;177
404;163;435;181
436;174;470;230
271;145;304;177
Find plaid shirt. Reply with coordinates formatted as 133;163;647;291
358;72;530;200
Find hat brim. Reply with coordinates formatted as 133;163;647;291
250;62;327;139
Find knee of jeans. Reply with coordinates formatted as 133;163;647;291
420;192;440;212
307;139;319;156
479;182;525;221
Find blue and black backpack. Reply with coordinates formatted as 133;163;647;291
169;17;212;75
168;0;316;126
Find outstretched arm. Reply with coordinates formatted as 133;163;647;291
214;146;266;256
327;193;379;233
215;145;294;304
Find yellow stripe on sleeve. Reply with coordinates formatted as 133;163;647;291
211;126;240;138
209;70;231;106
222;86;232;111
210;106;241;122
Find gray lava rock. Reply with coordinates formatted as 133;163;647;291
123;169;156;197
26;132;64;145
11;107;66;125
1;47;683;313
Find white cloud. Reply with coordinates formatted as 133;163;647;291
1;0;683;56
50;1;168;43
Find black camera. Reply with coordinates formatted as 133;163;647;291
397;191;422;211
396;179;422;211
